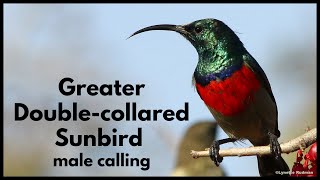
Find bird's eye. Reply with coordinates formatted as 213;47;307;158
195;26;203;33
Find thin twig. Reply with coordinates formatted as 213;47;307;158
191;128;316;158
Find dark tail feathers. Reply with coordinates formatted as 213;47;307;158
257;155;289;176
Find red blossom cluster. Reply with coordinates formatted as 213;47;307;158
291;142;317;177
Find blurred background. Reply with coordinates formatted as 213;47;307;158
4;4;316;176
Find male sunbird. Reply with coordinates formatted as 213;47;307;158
129;18;289;176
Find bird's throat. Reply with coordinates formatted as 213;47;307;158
194;54;243;86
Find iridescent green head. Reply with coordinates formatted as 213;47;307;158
129;18;244;56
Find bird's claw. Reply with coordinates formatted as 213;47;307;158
209;140;223;166
268;132;281;159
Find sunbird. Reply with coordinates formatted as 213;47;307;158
129;18;289;176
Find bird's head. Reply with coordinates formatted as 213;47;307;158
129;18;242;55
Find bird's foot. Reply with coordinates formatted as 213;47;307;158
268;132;281;159
209;138;237;166
209;140;223;166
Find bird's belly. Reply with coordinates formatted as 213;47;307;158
209;87;277;145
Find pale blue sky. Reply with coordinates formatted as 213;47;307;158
4;4;316;176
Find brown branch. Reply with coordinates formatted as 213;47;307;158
190;128;316;158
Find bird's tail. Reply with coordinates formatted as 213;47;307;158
257;155;290;176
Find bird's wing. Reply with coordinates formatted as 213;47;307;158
243;54;276;103
243;54;280;137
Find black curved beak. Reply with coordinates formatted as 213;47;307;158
128;24;188;39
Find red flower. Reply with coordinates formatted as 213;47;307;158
291;162;304;177
307;142;317;162
290;142;317;177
